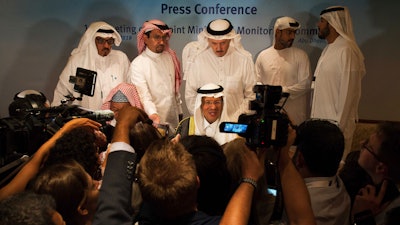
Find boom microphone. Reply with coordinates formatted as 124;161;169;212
24;105;80;117
68;109;114;121
45;109;113;136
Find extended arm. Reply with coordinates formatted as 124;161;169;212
283;52;312;99
128;60;158;120
278;126;316;225
93;106;148;225
0;118;101;200
220;143;264;225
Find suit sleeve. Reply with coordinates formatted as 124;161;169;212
93;151;137;225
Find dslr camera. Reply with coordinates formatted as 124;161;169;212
220;85;290;148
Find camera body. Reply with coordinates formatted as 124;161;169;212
0;105;113;167
220;85;290;148
0;116;51;163
69;67;97;97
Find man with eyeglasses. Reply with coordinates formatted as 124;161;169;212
52;21;130;110
345;122;400;225
175;83;237;145
128;19;182;131
183;18;256;121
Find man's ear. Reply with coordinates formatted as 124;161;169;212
77;197;89;216
77;206;88;216
196;176;201;189
293;151;305;169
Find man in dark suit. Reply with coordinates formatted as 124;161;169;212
93;106;148;225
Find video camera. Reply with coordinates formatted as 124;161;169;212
220;85;290;148
0;104;113;167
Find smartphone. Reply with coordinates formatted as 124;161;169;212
219;122;248;134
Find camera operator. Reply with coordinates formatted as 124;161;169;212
0;118;102;201
289;119;351;225
1;89;114;165
219;84;315;224
277;124;316;225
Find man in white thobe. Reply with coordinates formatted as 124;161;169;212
255;16;312;125
311;6;366;160
128;19;182;130
175;83;238;145
52;21;129;110
183;18;256;121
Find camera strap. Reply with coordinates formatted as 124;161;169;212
267;160;284;222
269;185;284;222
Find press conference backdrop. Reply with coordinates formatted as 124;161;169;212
0;0;399;121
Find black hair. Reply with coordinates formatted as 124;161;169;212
295;119;344;176
180;135;232;216
44;126;100;180
0;191;57;225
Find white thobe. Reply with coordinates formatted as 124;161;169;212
255;46;311;125
129;48;181;129
52;50;129;110
184;47;256;120
311;36;365;159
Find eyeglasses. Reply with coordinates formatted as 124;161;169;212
203;100;222;106
95;37;115;45
151;34;170;42
361;140;381;161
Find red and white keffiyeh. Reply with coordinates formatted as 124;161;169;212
137;19;181;94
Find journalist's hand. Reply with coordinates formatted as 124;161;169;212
352;180;389;216
62;118;102;133
112;106;149;144
241;144;264;181
116;106;148;129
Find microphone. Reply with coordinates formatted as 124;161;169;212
46;109;114;136
69;109;114;121
24;104;79;114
